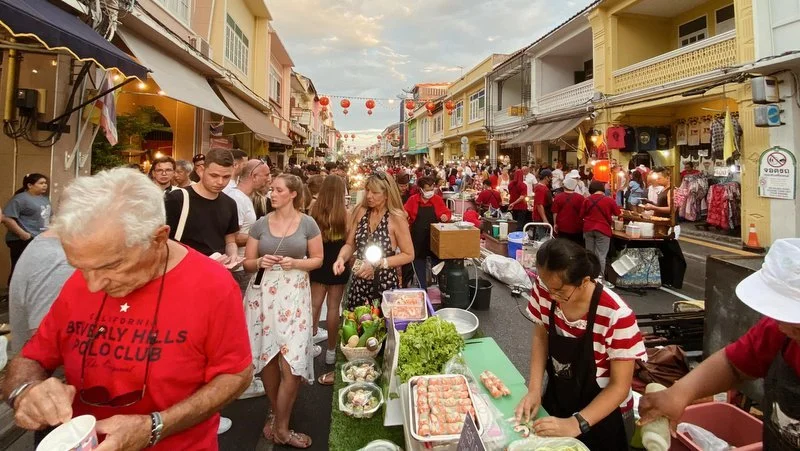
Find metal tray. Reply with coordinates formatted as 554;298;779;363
407;374;483;442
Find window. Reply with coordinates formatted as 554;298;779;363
450;101;464;128
419;118;430;144
225;15;249;74
433;114;443;133
156;0;191;24
715;4;735;34
270;65;282;103
679;16;708;47
468;89;486;122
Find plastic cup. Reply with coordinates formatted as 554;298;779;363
492;224;499;237
37;415;98;451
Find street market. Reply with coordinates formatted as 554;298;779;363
0;1;799;451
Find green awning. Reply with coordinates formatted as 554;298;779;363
405;147;429;156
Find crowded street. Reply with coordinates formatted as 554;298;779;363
1;1;800;451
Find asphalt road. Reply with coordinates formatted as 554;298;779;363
7;236;746;451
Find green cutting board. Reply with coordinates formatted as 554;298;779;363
462;337;547;421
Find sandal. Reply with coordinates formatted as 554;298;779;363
262;414;275;441
317;371;335;386
274;430;312;449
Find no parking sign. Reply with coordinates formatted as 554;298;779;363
758;146;796;200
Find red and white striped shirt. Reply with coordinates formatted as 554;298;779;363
527;276;647;411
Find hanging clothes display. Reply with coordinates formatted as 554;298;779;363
675;174;709;222
623;125;637;152
675;122;688;146
700;118;712;144
606;126;626;149
687;120;701;146
656;127;671;150
636;127;656;151
711;114;743;160
706;182;741;231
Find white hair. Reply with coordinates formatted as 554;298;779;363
175;160;193;172
52;168;166;247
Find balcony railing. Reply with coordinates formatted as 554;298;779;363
612;30;737;95
489;103;530;130
536;80;594;115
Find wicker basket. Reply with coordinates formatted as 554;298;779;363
340;341;383;361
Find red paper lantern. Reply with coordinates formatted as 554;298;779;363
319;96;330;107
365;99;376;110
425;101;435;111
405;100;415;110
444;100;455;111
340;99;351;108
342;108;349;115
593;160;611;183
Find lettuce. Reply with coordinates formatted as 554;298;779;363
397;316;465;383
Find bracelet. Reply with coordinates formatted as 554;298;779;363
6;381;34;409
149;412;164;447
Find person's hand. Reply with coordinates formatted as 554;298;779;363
440;214;448;222
279;256;296;270
639;387;690;433
14;378;76;429
224;256;245;270
533;416;581;438
94;414;151;451
356;262;375;280
259;255;281;268
20;232;32;241
514;390;541;424
643;203;655;211
333;257;346;276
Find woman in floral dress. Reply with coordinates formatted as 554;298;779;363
243;174;323;449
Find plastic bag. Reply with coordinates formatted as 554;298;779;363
481;254;533;290
677;423;732;451
506;436;590;450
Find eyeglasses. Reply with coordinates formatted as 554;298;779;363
370;171;388;182
79;246;168;407
154;169;174;174
542;282;579;303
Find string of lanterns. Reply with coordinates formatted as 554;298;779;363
317;95;454;117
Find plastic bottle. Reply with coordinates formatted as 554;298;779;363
641;383;671;451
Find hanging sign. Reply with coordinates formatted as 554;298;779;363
457;413;485;451
758;146;796;200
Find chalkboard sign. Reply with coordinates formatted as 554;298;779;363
457;413;485;451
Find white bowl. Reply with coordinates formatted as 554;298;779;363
454;221;474;229
435;308;479;339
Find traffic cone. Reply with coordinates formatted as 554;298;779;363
745;223;763;251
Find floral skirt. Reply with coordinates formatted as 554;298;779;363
244;269;314;384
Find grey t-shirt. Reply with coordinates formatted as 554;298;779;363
3;192;51;241
249;213;320;259
9;235;74;354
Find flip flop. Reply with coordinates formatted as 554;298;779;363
262;414;275;441
274;430;312;449
317;371;335;386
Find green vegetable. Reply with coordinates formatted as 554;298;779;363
357;320;379;347
354;305;372;322
342;319;358;343
397;316;464;383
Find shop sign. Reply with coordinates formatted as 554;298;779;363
457;413;485;451
758;146;796;200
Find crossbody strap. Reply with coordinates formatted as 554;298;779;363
174;188;190;242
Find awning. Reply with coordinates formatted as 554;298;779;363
0;0;148;78
405;147;429;156
506;116;586;146
118;30;235;118
215;86;291;145
318;142;329;149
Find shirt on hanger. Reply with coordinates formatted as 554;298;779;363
687;121;701;146
676;123;688;146
606;126;626;149
700;119;712;144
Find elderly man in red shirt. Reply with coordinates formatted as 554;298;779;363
2;168;252;450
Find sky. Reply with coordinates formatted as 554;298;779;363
268;0;589;153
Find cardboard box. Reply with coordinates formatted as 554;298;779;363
430;223;480;259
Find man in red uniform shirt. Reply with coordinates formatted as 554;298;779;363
475;180;501;210
404;177;451;290
551;176;584;245
581;181;621;283
641;239;800;450
2;168;252;450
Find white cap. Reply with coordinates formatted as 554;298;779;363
736;238;800;323
566;169;581;179
563;177;579;191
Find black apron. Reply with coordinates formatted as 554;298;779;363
411;200;438;260
762;338;800;450
542;283;628;451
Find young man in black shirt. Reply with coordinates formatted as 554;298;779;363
165;148;239;261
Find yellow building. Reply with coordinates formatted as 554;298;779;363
442;54;508;162
589;0;767;245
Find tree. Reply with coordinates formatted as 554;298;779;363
90;106;164;173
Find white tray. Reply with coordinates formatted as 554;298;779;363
407;374;483;443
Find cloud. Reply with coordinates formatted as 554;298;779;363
267;0;591;144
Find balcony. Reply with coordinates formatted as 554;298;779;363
612;30;737;95
536;80;594;115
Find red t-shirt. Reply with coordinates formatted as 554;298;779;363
509;182;528;211
22;247;252;451
581;193;621;237
533;183;552;221
527;277;647;411
552;192;584;234
489;174;499;189
475;189;501;209
725;317;800;379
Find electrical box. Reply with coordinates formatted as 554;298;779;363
15;88;38;111
754;104;783;127
751;76;780;104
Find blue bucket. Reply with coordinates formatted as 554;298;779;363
507;231;526;259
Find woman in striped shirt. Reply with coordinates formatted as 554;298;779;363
515;238;646;450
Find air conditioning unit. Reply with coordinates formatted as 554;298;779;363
509;105;528;116
190;36;212;58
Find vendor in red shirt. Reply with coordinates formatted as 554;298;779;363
489;169;499;190
508;169;531;229
551;176;585;246
1;169;252;451
475;179;502;210
641;239;800;450
581;181;621;282
404;176;451;290
679;161;700;181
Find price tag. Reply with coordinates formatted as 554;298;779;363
457;413;486;451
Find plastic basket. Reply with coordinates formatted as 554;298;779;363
674;402;763;451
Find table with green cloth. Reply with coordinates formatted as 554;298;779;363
328;336;547;450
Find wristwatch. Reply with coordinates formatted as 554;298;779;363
6;382;34;409
149;412;164;447
573;412;591;435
